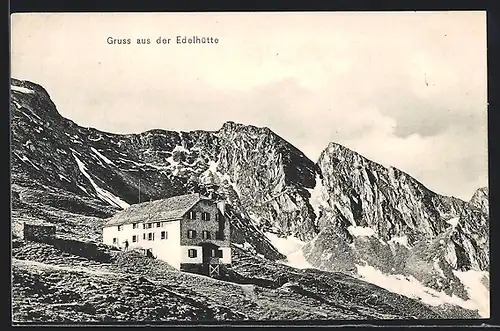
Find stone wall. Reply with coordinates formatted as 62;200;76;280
21;222;56;242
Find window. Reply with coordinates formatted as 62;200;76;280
188;249;197;258
215;231;222;240
161;231;168;240
117;225;123;231
147;223;152;229
187;230;196;239
216;249;223;258
215;213;221;221
202;231;211;240
132;235;138;243
148;232;154;241
156;222;161;228
188;211;196;220
202;212;211;221
143;233;146;240
112;238;117;244
143;224;146;229
210;249;216;257
132;223;138;229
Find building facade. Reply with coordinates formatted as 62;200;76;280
102;193;231;277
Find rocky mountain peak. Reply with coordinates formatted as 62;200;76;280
470;187;489;215
11;77;62;121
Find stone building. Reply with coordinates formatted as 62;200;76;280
14;221;56;242
102;193;231;277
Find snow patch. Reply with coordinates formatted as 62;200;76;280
248;213;262;226
264;232;314;270
446;217;460;228
11;85;35;94
72;152;129;209
208;160;219;173
77;185;89;194
356;264;489;317
14;152;40;170
166;156;179;168
12;99;22;109
58;174;70;182
264;232;306;256
118;157;143;167
220;173;241;197
88;136;103;142
453;270;490;318
388;166;398;187
347;225;375;237
144;163;169;171
307;173;327;220
388;235;410;249
172;145;189;153
283;249;314;270
90;147;114;165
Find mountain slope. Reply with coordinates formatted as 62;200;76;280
13;78;318;260
470;187;488;215
300;142;489;316
10;78;489;320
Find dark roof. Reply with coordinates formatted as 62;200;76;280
105;193;206;227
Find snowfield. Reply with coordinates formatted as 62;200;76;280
347;226;375;237
264;232;313;269
11;85;35;94
72;152;130;209
356;264;489;318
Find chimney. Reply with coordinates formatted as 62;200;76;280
217;200;226;215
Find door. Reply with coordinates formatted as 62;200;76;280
200;242;220;264
209;264;220;278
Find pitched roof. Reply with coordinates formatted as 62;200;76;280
105;193;205;227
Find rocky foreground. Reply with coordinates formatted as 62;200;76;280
13;239;474;322
11;192;478;323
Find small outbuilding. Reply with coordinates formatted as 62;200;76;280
14;221;56;242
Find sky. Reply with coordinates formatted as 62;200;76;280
11;12;488;201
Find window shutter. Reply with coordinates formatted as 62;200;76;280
188;249;197;258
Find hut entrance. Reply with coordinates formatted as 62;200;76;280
198;242;222;277
209;264;220;278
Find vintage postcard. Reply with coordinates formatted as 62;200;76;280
10;12;489;324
